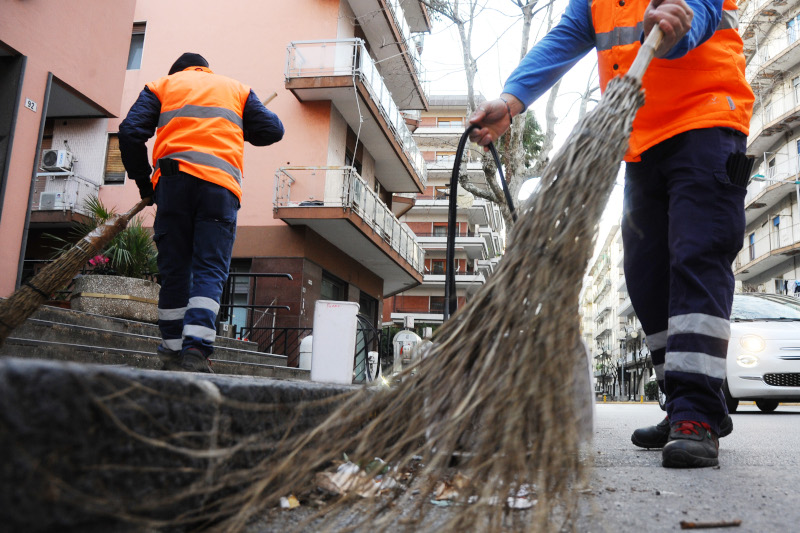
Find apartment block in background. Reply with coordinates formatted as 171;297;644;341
383;94;506;328
737;0;800;292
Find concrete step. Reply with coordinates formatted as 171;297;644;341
4;318;289;367
0;357;347;532
2;337;309;379
29;304;260;351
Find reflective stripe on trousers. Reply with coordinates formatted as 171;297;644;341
154;171;239;357
622;127;746;434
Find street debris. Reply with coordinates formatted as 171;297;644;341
431;476;536;510
679;519;742;529
314;460;399;498
433;473;471;501
279;495;300;509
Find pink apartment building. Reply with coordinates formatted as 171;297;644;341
2;1;431;351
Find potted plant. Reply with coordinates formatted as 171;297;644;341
47;196;160;323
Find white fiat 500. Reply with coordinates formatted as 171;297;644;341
725;293;800;413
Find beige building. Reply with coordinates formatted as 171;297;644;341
737;0;800;292
4;1;433;352
584;224;648;399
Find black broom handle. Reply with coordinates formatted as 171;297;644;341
444;124;516;320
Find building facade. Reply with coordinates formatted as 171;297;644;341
382;94;505;328
584;224;649;400
737;0;800;292
0;0;137;296
4;1;433;349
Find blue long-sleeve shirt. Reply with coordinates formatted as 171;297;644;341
118;87;284;182
503;0;725;108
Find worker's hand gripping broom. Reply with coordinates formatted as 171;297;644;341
203;29;667;533
0;198;151;347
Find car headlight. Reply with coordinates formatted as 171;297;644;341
736;354;760;368
739;334;766;353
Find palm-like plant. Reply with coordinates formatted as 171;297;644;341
47;196;158;279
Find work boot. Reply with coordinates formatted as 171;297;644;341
631;415;732;449
178;347;214;374
157;345;182;371
662;420;719;468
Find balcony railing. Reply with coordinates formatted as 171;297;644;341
274;166;424;273
385;0;427;85
736;220;800;272
33;173;100;216
285;39;427;187
745;155;800;206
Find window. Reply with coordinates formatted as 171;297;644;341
432;225;448;236
768;157;776;179
430;296;445;314
345;148;363;176
104;133;125;184
127;22;146;70
789;15;800;45
431;260;446;274
321;271;346;301
437;117;464;129
749;233;756;261
794;77;800;105
774;216;781;227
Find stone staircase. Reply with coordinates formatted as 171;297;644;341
0;304;309;380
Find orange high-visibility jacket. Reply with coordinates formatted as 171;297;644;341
591;0;754;161
147;67;250;200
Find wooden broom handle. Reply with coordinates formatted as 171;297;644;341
627;26;664;81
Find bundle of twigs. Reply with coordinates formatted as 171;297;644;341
208;34;658;532
0;199;149;347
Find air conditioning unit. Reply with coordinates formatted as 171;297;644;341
39;191;62;210
41;149;74;172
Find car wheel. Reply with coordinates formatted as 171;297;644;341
722;379;738;414
658;388;666;411
755;399;779;413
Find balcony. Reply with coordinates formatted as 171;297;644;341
422;273;487;294
30;172;100;226
593;279;611;302
413;195;492;226
740;0;797;54
414;231;488;260
734;220;800;280
399;0;431;32
747;78;800;156
744;158;800;224
285;39;427;192
274;166;424;295
346;0;428;109
618;296;635;317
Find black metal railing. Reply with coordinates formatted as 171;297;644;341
353;314;383;383
238;326;312;367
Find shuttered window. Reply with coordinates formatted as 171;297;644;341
104;133;125;184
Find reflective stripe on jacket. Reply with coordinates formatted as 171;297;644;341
591;0;754;161
147;66;250;200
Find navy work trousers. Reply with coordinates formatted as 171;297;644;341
622;127;746;433
153;172;239;357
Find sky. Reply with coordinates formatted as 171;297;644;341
418;0;625;263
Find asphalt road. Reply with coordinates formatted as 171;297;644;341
576;402;800;533
251;402;800;532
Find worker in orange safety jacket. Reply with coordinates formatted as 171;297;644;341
119;53;284;373
468;0;754;468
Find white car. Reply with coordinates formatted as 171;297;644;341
725;293;800;413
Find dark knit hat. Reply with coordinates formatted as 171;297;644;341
168;53;209;75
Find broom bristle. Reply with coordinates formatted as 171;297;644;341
0;200;147;346
206;74;646;531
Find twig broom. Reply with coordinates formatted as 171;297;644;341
0;198;150;347
204;29;665;533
